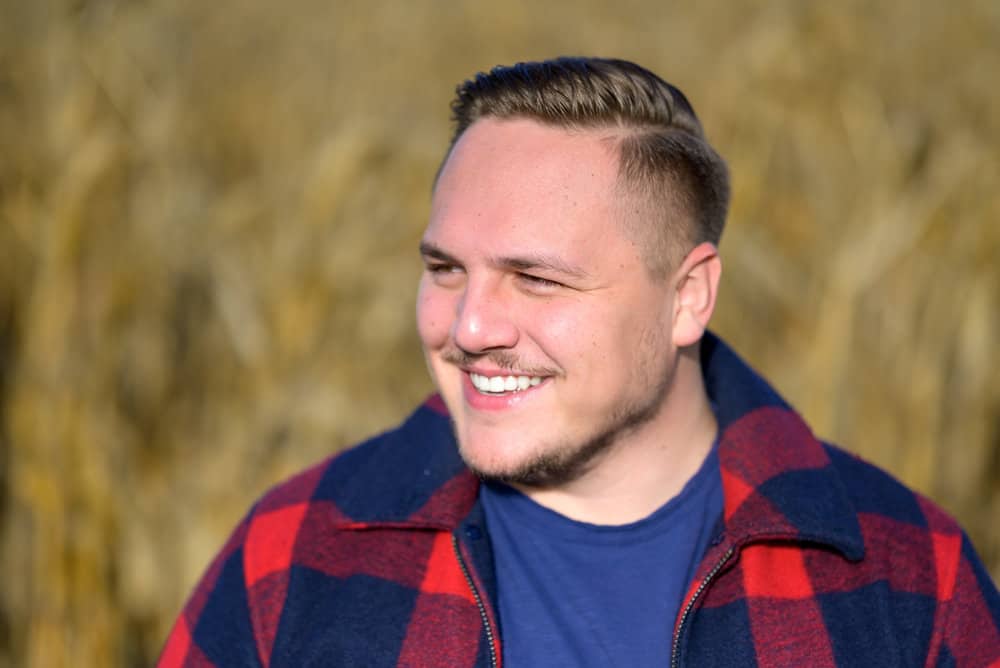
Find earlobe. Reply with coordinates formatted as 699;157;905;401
672;242;722;347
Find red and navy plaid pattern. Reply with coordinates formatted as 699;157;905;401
160;333;1000;667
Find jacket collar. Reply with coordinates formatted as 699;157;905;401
702;334;864;560
329;333;864;560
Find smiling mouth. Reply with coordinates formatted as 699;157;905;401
469;372;544;395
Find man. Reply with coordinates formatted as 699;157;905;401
160;57;1000;667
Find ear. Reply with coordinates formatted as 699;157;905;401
671;242;722;348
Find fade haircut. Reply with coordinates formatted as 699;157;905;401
441;57;730;274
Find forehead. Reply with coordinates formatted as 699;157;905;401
427;118;635;259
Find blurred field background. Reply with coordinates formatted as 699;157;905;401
0;0;998;665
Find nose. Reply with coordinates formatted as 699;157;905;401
452;280;519;354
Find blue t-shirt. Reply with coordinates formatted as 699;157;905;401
480;444;722;668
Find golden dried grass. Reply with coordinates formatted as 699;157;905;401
0;0;997;665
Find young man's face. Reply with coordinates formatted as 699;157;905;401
417;118;682;487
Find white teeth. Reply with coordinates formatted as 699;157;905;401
470;372;544;394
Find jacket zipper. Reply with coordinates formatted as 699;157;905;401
670;546;735;668
452;533;499;668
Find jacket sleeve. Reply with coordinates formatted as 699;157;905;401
157;513;264;668
935;533;1000;667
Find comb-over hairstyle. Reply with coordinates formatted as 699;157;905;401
442;57;730;273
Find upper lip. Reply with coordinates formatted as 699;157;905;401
463;365;543;378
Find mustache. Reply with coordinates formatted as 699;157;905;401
440;347;559;377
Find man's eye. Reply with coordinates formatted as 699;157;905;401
518;273;563;290
425;263;465;284
426;263;455;274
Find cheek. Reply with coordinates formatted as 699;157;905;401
533;298;651;374
416;280;453;348
526;299;605;363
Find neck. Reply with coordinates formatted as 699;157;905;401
517;347;717;525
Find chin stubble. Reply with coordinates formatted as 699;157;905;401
461;363;673;489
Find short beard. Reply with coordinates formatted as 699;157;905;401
462;363;674;489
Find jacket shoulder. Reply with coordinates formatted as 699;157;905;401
819;441;973;608
252;399;467;524
822;442;1000;662
821;442;961;536
158;400;476;666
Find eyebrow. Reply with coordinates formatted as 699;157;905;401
419;241;460;264
497;254;592;280
419;241;591;280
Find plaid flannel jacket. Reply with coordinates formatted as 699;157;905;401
160;334;1000;667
